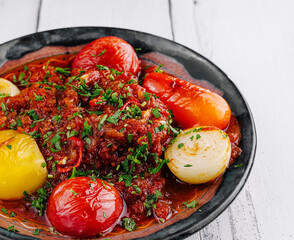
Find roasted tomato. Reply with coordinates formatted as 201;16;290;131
47;177;124;238
72;36;140;76
143;72;231;129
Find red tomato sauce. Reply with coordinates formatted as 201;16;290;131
0;53;242;238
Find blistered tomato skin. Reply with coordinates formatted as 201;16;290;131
143;72;231;129
47;177;124;238
72;36;140;76
0;130;47;200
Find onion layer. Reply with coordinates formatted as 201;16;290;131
165;126;231;184
0;78;20;97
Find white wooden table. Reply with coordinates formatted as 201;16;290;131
1;0;294;239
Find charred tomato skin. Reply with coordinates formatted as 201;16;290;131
143;72;231;129
72;36;141;76
47;177;124;238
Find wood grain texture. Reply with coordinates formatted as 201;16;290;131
0;0;40;44
171;0;294;239
0;0;294;239
38;0;173;39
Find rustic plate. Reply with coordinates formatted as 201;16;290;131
0;27;256;240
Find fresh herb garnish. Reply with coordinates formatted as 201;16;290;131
148;159;169;174
68;110;83;120
101;180;110;189
1;102;7;112
70;189;78;196
183;200;198;208
122;218;137;232
98;49;106;56
96;65;109;71
54;67;71;77
193;127;203;132
52;114;62;123
184;164;193;167
144;190;162;216
111;68;124;76
82;120;92;138
133;185;141;194
151;107;161;118
16;118;22;127
107;110;121;125
9;211;16;217
120;174;132;187
144;92;151;101
234;163;243;168
98;114;108;130
8;122;17;129
147;132;153;145
1;208;8;214
33;92;44;101
8;225;19;233
27;109;39;121
178;143;184;149
128;79;137;84
31;187;49;216
32;228;40;235
128;134;133;143
154;64;164;73
50;133;62;152
66;129;79;138
155;124;165;133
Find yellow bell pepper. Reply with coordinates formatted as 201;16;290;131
0;130;47;200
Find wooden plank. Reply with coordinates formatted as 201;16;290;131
38;0;173;39
171;0;294;239
39;0;260;239
196;212;233;240
169;0;211;56
37;1;195;239
0;0;40;44
226;187;261;240
186;186;261;240
1;0;294;239
38;1;201;239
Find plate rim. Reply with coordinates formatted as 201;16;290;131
0;26;257;240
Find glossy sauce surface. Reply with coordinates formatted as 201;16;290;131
0;53;242;238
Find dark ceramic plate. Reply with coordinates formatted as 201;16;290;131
0;27;256;240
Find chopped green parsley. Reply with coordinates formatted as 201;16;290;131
1;208;8;214
33;228;40;235
33;92;44;101
122;217;137;232
184;164;193;167
178;143;184;149
98;114;108;130
8;225;19;233
70;189;78;196
151;107;161;118
98;49;106;56
183;200;198;208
